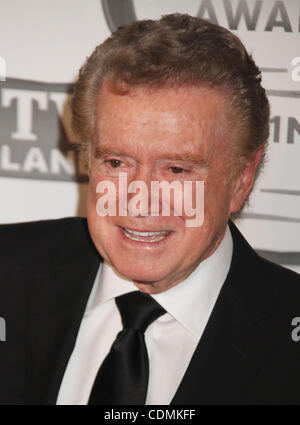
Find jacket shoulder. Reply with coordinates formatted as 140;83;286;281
0;216;87;240
229;220;300;304
0;217;88;260
258;254;300;301
0;216;91;308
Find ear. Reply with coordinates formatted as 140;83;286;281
230;147;264;214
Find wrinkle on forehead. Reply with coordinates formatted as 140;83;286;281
96;83;230;165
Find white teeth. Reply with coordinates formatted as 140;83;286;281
121;228;170;243
125;229;169;236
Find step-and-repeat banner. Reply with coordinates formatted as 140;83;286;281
0;0;299;273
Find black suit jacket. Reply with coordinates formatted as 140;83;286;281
0;217;300;405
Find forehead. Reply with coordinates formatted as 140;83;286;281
95;83;229;158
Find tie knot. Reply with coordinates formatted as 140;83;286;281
115;291;166;332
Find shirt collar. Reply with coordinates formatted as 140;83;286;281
86;225;233;337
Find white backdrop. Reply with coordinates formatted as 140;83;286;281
0;0;299;273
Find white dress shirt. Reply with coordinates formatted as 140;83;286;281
57;226;233;405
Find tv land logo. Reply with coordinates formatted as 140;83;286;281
0;78;88;183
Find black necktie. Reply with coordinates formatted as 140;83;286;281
88;290;166;405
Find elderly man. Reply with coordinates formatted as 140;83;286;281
0;14;299;405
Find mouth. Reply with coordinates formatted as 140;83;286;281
120;227;172;243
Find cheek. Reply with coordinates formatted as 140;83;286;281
87;177;97;205
87;194;117;265
205;167;233;204
204;191;233;244
87;172;103;203
176;228;211;269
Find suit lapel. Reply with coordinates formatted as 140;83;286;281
26;218;101;404
171;221;278;404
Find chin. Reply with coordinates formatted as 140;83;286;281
112;260;169;285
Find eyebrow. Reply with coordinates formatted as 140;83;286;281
94;146;126;159
157;153;206;165
93;146;206;165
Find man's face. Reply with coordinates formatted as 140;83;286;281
87;83;247;294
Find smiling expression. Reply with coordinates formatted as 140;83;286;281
86;83;256;294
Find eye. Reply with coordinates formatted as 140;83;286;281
106;159;123;168
169;166;185;174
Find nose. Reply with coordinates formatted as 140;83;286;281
127;166;156;217
130;165;154;188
